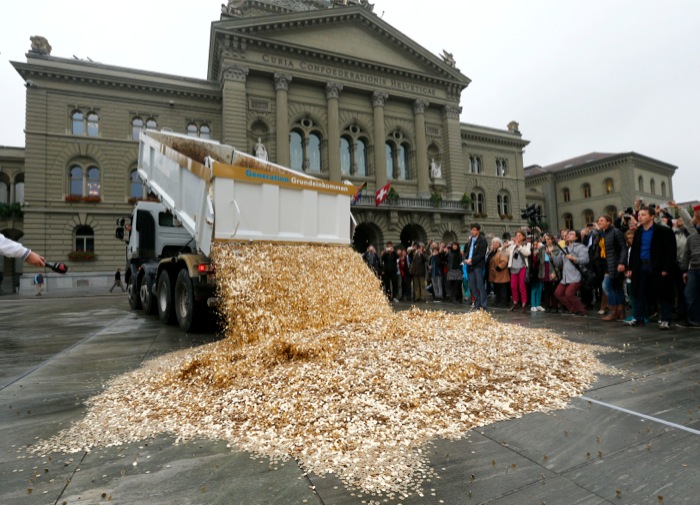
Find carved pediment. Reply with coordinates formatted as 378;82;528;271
209;6;470;89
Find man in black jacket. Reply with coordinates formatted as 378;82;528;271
596;215;628;321
380;241;399;302
464;223;489;310
625;206;677;329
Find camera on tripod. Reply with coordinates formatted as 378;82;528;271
520;203;541;225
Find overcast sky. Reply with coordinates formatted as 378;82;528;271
1;0;698;202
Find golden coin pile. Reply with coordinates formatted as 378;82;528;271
35;243;616;497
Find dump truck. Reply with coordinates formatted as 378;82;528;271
121;130;356;332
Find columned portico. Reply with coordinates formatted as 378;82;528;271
414;99;430;197
326;82;343;182
274;73;292;166
372;91;388;188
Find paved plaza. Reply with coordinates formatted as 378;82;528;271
1;290;698;504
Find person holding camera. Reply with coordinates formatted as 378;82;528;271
487;237;510;307
551;230;589;316
506;230;531;312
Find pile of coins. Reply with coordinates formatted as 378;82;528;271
35;243;616;496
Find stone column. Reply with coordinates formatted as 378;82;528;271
414;99;430;197
441;104;464;200
274;73;292;167
326;82;343;182
220;65;249;149
372;91;388;188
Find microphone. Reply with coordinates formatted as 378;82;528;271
46;261;69;274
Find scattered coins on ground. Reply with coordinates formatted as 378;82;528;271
34;243;616;496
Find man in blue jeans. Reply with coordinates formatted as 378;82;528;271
464;223;488;310
679;205;700;327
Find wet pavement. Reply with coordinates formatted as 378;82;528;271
1;292;698;505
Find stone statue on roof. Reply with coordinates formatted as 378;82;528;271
29;36;52;55
440;50;456;68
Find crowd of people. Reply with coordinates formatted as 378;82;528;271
361;198;700;330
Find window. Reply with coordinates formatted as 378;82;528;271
130;169;143;199
497;191;511;216
582;183;591;199
563;213;574;230
638;176;644;192
385;131;411;180
68;162;101;198
604;178;614;194
468;155;482;174
186;122;198;136
200;124;211;139
562;188;570;202
470;190;485;214
604;205;617;221
496;158;507;176
70;109;99;136
75;225;94;252
0;173;9;204
186;122;211;138
661;181;667;197
650;178;656;195
289;118;323;174
583;209;594;224
131;116;157;140
340;125;368;176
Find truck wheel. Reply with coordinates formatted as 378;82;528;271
157;272;176;325
175;269;198;332
139;276;157;315
128;276;142;310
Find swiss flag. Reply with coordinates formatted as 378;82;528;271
375;181;392;206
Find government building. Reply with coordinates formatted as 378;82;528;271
4;0;675;293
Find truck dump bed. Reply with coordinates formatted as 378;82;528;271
138;131;356;256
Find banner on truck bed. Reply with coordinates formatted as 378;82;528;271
211;161;356;197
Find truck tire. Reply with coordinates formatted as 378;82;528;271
139;276;157;315
128;275;142;310
157;272;176;325
175;268;198;332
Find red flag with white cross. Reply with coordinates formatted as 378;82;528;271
375;181;392;206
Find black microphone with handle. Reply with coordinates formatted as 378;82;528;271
46;261;69;274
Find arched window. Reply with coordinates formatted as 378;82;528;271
385;131;411;180
340;124;369;177
87;167;101;196
146;118;157;130
385;143;394;180
562;188;570;202
0;173;10;204
14;173;25;204
75;225;94;252
70;166;83;196
86;112;99;137
355;139;367;177
186;123;198;136
563;213;574;230
496;158;507;176
290;130;303;171
650;178;656;195
129;169;143;199
68;161;101;199
638;176;644;192
71;110;84;135
289;118;323;174
582;183;591;199
604;205;617;221
468;155;482;174
199;124;211;139
131;117;144;141
308;133;321;173
661;181;667;197
470;190;485;214
497;191;511;216
583;209;594;224
604;178;614;194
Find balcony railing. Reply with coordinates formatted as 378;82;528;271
352;194;470;213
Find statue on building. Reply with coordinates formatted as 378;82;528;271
430;158;442;179
222;0;246;16
29;35;52;55
440;50;456;68
255;138;268;161
507;121;520;134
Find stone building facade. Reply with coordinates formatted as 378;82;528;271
5;0;530;291
524;152;677;232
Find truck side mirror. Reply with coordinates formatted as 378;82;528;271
116;227;124;240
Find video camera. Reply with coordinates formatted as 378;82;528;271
520;203;541;225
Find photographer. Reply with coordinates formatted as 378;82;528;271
505;230;531;312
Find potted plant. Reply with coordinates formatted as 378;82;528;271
430;191;443;208
0;202;23;218
68;250;96;261
387;186;400;205
460;193;471;209
64;195;82;203
81;195;102;203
